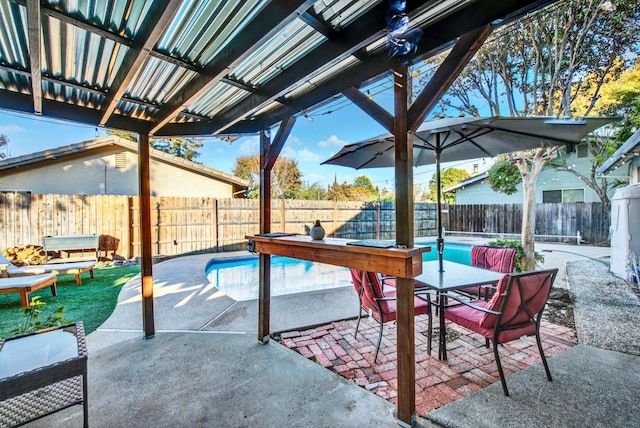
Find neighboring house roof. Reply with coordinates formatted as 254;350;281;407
443;172;489;193
0;136;249;188
596;129;640;175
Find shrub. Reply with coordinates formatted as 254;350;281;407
487;238;545;272
10;296;69;337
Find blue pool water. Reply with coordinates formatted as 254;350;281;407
206;242;473;301
416;242;472;265
206;256;352;301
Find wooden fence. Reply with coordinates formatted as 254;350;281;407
0;193;610;259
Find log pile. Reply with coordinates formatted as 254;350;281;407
2;245;47;266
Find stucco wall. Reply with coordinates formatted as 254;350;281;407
453;155;613;204
0;150;236;197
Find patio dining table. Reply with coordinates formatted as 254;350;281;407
415;260;503;360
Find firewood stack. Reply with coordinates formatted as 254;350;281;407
2;245;47;266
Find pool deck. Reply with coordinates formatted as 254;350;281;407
24;237;640;427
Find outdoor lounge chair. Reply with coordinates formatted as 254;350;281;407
442;268;558;396
0;273;57;306
0;253;95;286
350;268;432;362
457;245;517;299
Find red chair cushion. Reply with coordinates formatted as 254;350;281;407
471;246;516;273
445;298;537;343
379;289;430;322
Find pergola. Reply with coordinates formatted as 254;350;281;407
0;0;561;424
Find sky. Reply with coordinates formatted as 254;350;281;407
0;88;488;193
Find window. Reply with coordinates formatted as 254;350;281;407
562;189;584;203
542;189;584;203
577;144;588;158
542;190;561;203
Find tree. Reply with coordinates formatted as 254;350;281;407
353;175;377;196
108;131;203;162
427;168;470;203
232;155;303;199
150;138;203;162
487;158;522;195
423;0;640;269
298;182;328;200
0;134;8;159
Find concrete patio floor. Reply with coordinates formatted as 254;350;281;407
22;238;640;427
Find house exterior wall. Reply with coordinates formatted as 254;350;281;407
452;153;614;204
0;150;235;197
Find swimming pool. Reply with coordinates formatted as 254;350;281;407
206;256;352;301
416;241;472;265
206;242;473;301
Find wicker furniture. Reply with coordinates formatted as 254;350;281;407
0;322;88;427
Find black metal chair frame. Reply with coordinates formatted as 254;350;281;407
353;271;433;362
442;269;558;396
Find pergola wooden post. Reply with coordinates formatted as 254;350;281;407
393;64;416;425
138;133;155;339
341;25;493;425
258;118;296;343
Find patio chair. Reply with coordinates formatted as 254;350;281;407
0;253;95;286
457;245;517;299
349;268;432;362
442;268;558;396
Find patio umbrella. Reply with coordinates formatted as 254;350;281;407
322;116;612;272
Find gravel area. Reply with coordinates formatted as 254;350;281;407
567;259;640;356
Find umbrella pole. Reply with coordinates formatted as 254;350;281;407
435;139;444;272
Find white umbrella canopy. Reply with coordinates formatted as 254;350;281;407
322;116;613;271
322;116;613;169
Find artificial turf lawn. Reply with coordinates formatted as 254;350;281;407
0;265;140;339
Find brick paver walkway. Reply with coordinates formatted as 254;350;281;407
280;315;577;416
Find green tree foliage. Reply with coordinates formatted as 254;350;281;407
0;134;8;159
487;159;522;195
327;176;378;201
150;138;203;162
108;131;203;162
297;182;328;200
419;1;640;270
427;168;470;203
232;155;303;199
353;175;377;195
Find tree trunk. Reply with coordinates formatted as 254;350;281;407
521;173;537;271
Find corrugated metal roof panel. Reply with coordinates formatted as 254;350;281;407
231;19;324;86
0;0;28;68
158;0;267;66
0;69;29;92
126;56;196;105
187;82;250;118
314;0;379;29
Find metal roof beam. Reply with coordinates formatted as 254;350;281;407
148;0;317;136
9;0;131;45
185;1;440;135
99;0;181;126
0;90;153;133
226;0;557;134
26;0;42;114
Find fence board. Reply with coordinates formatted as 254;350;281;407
0;195;611;258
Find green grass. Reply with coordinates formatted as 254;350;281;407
0;265;140;339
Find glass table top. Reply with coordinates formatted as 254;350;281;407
0;326;80;378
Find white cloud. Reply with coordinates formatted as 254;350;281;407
296;148;321;162
318;134;348;148
0;124;26;133
237;136;259;155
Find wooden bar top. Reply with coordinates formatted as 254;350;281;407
246;234;429;278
